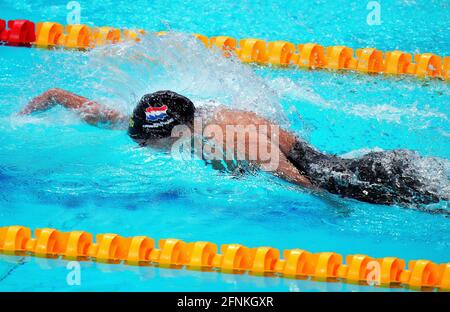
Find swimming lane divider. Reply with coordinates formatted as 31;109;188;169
0;225;449;291
0;18;449;81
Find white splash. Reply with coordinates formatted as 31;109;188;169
83;32;289;127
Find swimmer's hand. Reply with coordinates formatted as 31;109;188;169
19;88;126;126
19;88;66;115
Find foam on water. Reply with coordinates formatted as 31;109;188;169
7;32;448;210
269;76;449;129
78;32;289;126
339;149;450;204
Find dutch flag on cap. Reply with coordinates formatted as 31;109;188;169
145;105;168;121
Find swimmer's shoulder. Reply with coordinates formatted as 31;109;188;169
194;100;227;123
104;114;131;130
209;107;262;125
193;100;256;124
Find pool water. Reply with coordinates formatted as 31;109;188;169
0;0;449;291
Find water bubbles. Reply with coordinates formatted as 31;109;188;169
80;32;289;127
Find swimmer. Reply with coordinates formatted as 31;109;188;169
20;88;447;206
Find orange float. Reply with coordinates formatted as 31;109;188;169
0;226;31;252
213;244;253;272
249;247;280;274
31;228;68;255
345;254;375;282
384;51;412;75
126;236;154;263
438;263;450;290
92;233;129;261
311;252;343;279
62;24;91;48
35;22;64;47
267;41;295;66
407;260;440;288
193;33;209;47
62;231;93;258
237;38;268;63
210;36;236;57
297;43;326;68
325;46;355;70
275;249;314;276
355;48;384;73
122;29;145;42
92;27;120;46
157;238;189;266
414;53;442;78
378;257;405;285
186;241;218;268
442;56;450;80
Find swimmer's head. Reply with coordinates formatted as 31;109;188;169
128;90;195;145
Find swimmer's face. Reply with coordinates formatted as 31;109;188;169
128;90;195;144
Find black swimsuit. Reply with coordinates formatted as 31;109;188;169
287;140;441;205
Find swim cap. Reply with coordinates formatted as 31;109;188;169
128;90;195;143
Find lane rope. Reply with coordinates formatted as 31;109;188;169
0;225;449;291
0;19;449;81
1;19;449;290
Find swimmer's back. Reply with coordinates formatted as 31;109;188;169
287;140;445;205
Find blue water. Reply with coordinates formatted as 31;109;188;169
0;0;449;291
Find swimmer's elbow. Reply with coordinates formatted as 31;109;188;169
46;88;65;96
293;175;313;188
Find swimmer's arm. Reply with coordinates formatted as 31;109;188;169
242;137;312;188
213;108;311;187
19;88;127;126
260;150;312;188
215;108;298;155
